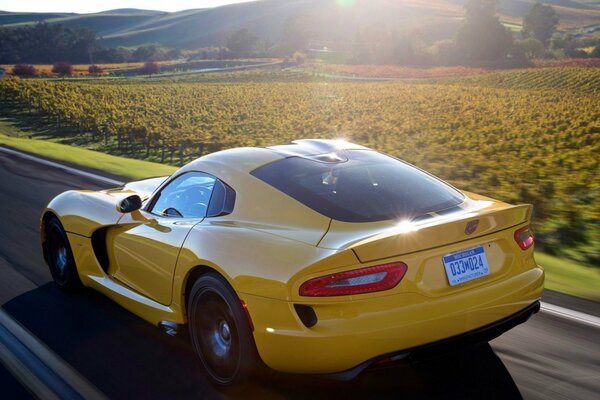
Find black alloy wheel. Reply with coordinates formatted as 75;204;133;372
45;217;81;290
188;273;260;388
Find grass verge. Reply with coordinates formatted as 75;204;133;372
0;132;598;302
0;133;176;180
536;252;600;302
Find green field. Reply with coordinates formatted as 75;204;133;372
537;252;600;301
0;132;176;179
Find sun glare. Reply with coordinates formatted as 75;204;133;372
396;220;418;234
336;0;357;8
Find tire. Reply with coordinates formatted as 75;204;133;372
44;217;81;290
188;273;259;388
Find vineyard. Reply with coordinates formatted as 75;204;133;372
306;64;490;79
441;67;600;93
0;67;598;264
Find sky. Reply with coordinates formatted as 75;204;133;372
0;0;255;13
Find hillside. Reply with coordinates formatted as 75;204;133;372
1;0;599;48
0;11;75;25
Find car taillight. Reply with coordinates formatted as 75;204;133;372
299;262;408;297
514;225;534;250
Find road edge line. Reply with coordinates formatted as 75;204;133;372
0;308;108;400
0;146;124;186
0;339;60;400
540;302;600;328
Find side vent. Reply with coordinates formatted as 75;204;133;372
294;304;318;328
91;229;109;272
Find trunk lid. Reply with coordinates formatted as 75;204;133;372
319;195;532;262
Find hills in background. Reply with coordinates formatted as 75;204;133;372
1;0;599;49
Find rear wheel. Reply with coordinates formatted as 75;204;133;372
188;273;259;388
45;217;81;290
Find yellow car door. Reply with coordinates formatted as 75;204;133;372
107;172;217;305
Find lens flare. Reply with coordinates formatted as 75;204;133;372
396;220;418;234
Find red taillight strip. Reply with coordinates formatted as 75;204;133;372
299;262;408;297
514;225;535;250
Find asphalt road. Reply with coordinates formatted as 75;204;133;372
0;148;598;400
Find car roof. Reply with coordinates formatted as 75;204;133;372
268;139;369;158
179;139;370;175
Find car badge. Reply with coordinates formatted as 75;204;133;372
465;220;479;235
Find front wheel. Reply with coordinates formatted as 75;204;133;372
188;273;260;388
44;217;81;290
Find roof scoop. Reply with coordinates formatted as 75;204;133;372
306;152;348;163
268;138;367;160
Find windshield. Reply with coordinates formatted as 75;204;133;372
251;150;464;223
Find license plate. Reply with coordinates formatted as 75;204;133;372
443;246;490;286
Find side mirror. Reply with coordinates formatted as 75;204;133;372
117;195;142;213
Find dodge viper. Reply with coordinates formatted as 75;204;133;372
40;139;544;387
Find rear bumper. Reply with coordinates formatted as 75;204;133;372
324;300;540;381
243;266;544;374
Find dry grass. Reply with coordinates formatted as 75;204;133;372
0;60;183;77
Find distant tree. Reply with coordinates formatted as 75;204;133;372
523;3;558;46
88;65;104;75
256;38;275;56
139;61;160;75
94;47;134;63
11;64;38;77
454;0;515;65
435;39;462;65
0;27;20;63
131;44;159;61
553;34;588;58
391;29;432;66
292;51;307;65
167;48;184;60
0;22;100;64
279;14;316;55
64;26;102;62
514;38;545;60
226;28;258;58
52;62;73;76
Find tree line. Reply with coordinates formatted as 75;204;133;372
0;22;99;64
230;0;600;66
0;22;186;64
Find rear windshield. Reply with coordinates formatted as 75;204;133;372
251;150;464;223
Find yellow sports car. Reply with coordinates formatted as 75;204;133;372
40;139;543;387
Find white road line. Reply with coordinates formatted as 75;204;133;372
0;309;108;399
0;146;124;186
540;302;600;328
2;146;599;329
0;339;61;400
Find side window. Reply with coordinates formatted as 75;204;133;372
149;172;216;218
206;180;236;217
